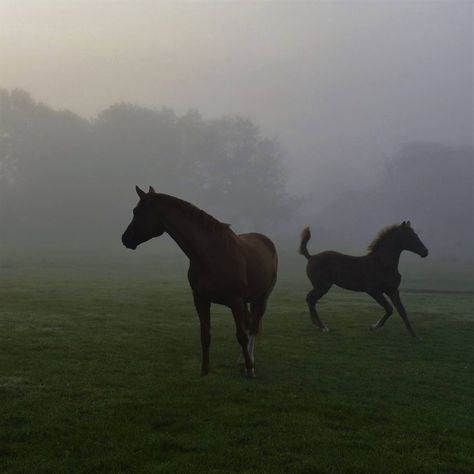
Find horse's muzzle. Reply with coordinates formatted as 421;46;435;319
121;234;137;250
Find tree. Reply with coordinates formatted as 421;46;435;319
0;90;295;246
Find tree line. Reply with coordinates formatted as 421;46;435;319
0;89;472;257
0;89;295;247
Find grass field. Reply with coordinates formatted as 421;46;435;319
0;254;473;473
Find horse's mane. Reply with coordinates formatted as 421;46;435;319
367;224;401;253
157;194;231;233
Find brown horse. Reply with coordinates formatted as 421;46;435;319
299;221;428;339
122;186;278;377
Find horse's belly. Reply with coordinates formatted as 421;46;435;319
328;263;368;291
189;269;247;305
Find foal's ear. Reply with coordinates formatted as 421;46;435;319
406;220;411;227
148;186;156;194
401;221;407;227
135;185;146;199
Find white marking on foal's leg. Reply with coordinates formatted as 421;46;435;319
370;319;382;331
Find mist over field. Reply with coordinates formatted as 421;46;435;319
0;1;472;263
1;4;474;471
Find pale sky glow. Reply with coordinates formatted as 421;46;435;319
1;1;472;191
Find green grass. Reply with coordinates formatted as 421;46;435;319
0;258;473;473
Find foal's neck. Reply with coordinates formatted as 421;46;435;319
373;238;403;269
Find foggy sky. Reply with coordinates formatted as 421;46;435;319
1;1;472;193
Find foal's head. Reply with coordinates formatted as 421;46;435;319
369;221;428;258
393;221;429;257
122;186;165;250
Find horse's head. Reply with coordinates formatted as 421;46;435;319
121;186;165;250
398;221;428;258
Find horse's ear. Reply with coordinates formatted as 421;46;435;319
148;186;156;194
136;185;146;199
406;220;411;227
401;221;406;227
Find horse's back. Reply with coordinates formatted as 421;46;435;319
238;232;277;263
310;250;364;266
239;232;275;253
307;251;372;291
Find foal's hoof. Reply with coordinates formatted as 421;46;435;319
416;336;423;342
320;326;329;332
369;324;378;332
201;368;210;376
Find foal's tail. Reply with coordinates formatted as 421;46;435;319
299;227;312;260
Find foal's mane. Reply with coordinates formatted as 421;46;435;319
157;194;230;233
367;224;402;253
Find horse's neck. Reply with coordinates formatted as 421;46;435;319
157;200;225;262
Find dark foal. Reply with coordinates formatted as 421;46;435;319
122;186;278;377
299;221;428;339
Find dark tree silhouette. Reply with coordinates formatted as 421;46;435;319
0;89;295;246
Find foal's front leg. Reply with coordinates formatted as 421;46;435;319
193;295;211;375
387;289;422;341
230;299;254;378
368;291;393;331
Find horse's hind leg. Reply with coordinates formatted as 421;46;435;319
306;286;330;331
230;299;255;377
237;303;251;366
368;291;393;331
387;289;422;341
246;299;268;364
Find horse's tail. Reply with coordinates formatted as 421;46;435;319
299;227;312;260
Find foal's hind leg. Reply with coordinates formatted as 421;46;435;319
306;286;330;331
368;291;393;331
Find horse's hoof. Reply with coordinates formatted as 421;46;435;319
201;368;210;376
369;325;378;331
320;326;329;332
416;336;423;342
246;368;256;378
241;367;256;378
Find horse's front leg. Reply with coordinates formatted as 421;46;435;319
193;294;211;375
387;289;422;341
230;299;254;378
